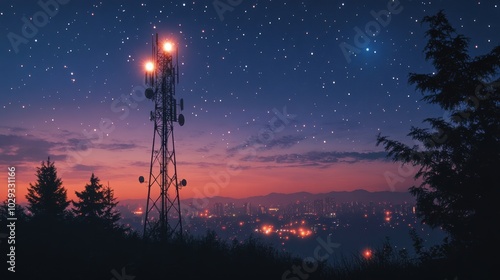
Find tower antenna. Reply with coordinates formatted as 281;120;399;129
142;33;187;241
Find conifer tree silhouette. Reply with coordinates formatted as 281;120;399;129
73;173;123;231
377;10;499;273
26;157;70;222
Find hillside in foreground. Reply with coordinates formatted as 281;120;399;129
1;216;484;280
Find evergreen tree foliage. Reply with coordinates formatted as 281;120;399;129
25;157;70;221
102;182;122;230
73;173;106;219
376;10;500;270
73;173;122;231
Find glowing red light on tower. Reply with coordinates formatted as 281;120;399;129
163;41;173;52
145;61;154;72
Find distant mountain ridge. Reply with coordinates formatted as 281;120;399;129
120;189;415;208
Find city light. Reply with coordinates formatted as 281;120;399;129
385;210;392;222
261;224;275;235
298;227;312;238
362;248;373;259
133;207;143;215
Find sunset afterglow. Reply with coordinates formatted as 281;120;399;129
0;1;494;209
1;1;494;278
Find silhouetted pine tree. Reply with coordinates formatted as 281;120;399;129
20;158;75;278
376;10;499;277
73;173;105;219
102;182;123;231
26;157;70;222
73;173;123;231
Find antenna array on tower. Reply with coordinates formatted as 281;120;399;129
140;33;187;241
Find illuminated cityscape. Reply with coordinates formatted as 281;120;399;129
118;191;445;261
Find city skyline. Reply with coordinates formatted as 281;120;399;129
114;189;445;261
1;1;498;203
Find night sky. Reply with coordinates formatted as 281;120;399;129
1;0;498;203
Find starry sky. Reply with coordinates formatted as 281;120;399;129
1;0;498;203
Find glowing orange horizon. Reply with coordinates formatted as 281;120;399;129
4;158;415;207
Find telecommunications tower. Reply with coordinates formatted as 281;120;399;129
140;33;187;240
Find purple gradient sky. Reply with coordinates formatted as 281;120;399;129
0;0;498;203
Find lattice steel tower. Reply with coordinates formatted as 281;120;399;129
141;33;186;240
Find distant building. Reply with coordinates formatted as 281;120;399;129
245;202;252;216
214;202;224;217
314;199;324;216
324;197;336;216
268;207;279;216
224;202;236;216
